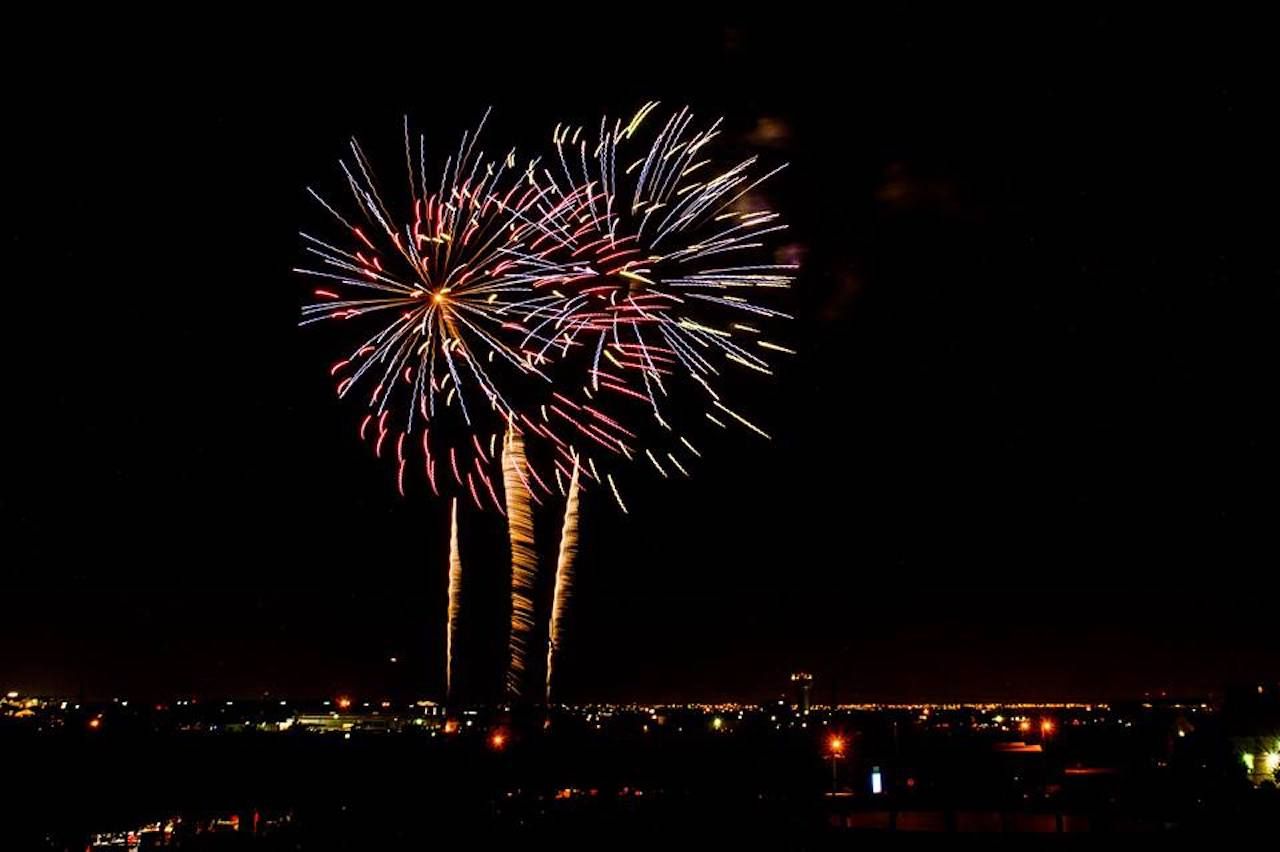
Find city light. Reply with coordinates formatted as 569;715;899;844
88;718;101;730
489;731;507;750
335;696;352;711
1040;718;1056;737
827;735;845;756
1266;752;1280;773
1018;719;1032;734
711;716;724;731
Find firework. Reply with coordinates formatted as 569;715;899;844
502;426;538;698
546;455;581;704
298;112;588;510
446;497;462;702
299;106;792;513
500;103;797;509
299;107;793;706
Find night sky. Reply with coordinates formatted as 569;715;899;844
3;15;1274;703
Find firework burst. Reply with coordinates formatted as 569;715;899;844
297;112;595;510
298;106;792;513
500;102;797;510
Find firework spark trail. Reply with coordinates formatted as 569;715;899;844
502;426;538;698
446;497;462;702
546;456;580;704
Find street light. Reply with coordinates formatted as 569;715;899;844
827;734;846;794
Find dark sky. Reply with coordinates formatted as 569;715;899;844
2;14;1274;703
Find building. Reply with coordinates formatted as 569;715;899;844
791;673;813;714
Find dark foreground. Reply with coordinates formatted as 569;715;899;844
9;706;1280;847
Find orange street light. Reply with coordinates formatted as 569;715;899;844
826;734;846;794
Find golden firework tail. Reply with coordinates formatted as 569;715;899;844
546;456;580;704
446;498;462;702
503;427;538;698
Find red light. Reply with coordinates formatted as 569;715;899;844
336;696;352;711
490;731;507;750
827;735;845;756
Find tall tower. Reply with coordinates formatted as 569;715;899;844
791;672;813;714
